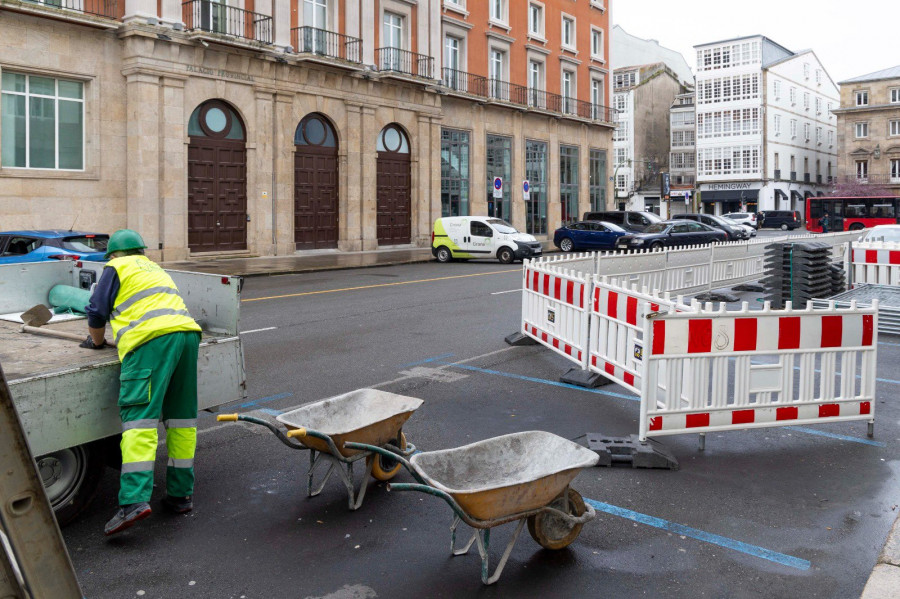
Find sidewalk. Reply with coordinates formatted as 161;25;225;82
861;511;900;598
159;247;437;277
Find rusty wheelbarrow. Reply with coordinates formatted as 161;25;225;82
217;388;422;510
347;431;599;584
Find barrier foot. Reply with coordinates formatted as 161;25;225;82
732;283;766;293
693;291;741;303
868;422;874;439
698;433;706;452
560;368;610;389
585;434;679;470
504;332;538;346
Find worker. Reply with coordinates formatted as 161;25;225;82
82;229;202;536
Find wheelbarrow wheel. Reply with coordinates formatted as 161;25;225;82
369;433;407;481
527;488;587;550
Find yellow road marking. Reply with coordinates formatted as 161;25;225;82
242;269;520;303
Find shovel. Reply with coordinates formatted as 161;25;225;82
19;304;116;348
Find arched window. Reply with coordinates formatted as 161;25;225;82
377;124;409;154
188;100;245;140
295;113;337;147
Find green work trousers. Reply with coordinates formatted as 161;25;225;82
117;331;201;505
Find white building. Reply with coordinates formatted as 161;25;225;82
694;36;838;216
668;93;696;215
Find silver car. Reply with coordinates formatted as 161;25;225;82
724;212;758;229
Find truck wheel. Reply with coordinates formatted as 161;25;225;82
497;247;515;264
848;223;864;231
436;246;452;263
781;224;789;231
559;238;575;252
37;442;104;526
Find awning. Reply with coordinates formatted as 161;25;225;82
791;190;804;202
774;189;788;201
700;189;760;203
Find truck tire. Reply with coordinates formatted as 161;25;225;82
436;246;452;263
497;247;515;264
848;222;864;231
37;442;105;526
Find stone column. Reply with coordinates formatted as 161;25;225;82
342;103;363;251
470;105;487;215
125;71;162;260
159;76;188;261
361;1;375;66
510;111;526;232
360;106;378;250
428;116;443;235
251;89;275;257
579;123;591;220
414;113;434;246
124;0;157;22
274;92;294;255
547;118;561;232
159;0;182;25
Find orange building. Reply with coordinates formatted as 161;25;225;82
0;0;614;257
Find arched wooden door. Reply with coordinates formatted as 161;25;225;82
376;124;411;245
294;113;339;249
187;100;247;252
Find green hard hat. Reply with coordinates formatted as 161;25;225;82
105;229;147;259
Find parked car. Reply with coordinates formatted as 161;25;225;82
553;221;629;252
670;213;747;240
859;224;900;243
431;217;542;264
737;224;757;238
724;212;758;229
759;210;802;230
615;220;728;250
581;210;661;232
0;231;109;264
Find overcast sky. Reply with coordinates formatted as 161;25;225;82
612;0;898;83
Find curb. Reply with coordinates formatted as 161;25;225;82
861;510;900;598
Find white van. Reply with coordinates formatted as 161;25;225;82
431;217;542;264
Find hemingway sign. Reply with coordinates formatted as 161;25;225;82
702;182;754;191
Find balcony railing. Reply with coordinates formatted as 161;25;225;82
804;173;811;183
291;27;361;63
487;78;528;104
23;0;118;19
774;169;781;180
376;48;433;78
442;68;487;96
816;174;823;184
836;174;893;186
182;0;272;44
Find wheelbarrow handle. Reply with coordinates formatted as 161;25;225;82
215;414;308;450
286;428;307;438
386;483;474;525
343;442;427;485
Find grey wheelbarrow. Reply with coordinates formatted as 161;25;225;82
347;430;599;584
217;388;422;510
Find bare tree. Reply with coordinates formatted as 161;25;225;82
831;178;895;197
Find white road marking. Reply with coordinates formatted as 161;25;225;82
397;366;469;383
491;289;521;295
240;327;277;335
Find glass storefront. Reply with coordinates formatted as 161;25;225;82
560;145;579;225
486;134;512;220
440;128;470;217
525;139;547;235
589;149;607;212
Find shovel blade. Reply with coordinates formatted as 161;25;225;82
20;304;53;328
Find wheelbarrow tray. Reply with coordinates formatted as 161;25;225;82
276;388;423;457
409;431;599;522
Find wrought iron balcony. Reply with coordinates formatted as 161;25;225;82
774;169;781;180
182;0;272;44
22;0;119;19
804;173;811;183
836;174;892;185
487;78;528;105
376;48;434;79
291;27;361;63
442;68;488;96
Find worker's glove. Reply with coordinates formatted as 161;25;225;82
79;335;106;349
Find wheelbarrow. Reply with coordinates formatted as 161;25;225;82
347;430;599;584
217;388;422;510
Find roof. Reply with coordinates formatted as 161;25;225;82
611;25;694;86
839;65;900;84
0;230;107;238
694;34;792;56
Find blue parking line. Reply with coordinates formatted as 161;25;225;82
258;408;284;416
786;426;884;446
399;353;456;369
239;392;294;409
439;362;641;402
585;499;811;571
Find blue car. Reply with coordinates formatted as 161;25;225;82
0;230;109;264
553;221;628;252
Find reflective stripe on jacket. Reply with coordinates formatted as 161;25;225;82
108;255;201;360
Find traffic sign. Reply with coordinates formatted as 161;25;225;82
523;180;530;201
493;177;503;199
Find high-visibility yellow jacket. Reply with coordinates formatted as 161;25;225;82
108;255;201;360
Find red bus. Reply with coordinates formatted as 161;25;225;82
806;196;900;232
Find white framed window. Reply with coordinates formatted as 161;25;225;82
774;114;781;135
1;72;84;170
591;78;603;118
827;102;833;118
383;11;404;49
561;15;576;50
561;69;575;114
528;2;544;37
804;122;810;141
855;122;869;138
613;71;635;89
773;152;780;170
488;48;507;99
855;90;869;106
828;130;834;147
891;158;900;182
591;27;603;60
892;88;900;104
890;120;900;137
773;80;781;100
303;0;328;28
790;119;797;138
528;60;543;91
856;160;868;180
803;62;810;79
445;36;460;71
803;92;810;111
815;97;822;114
790;155;796;172
816;127;822;144
790;87;796;105
816;69;822;85
489;0;507;24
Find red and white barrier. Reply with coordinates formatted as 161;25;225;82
521;259;590;367
850;242;900;286
638;300;878;440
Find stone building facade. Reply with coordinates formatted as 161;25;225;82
0;0;615;261
833;65;900;197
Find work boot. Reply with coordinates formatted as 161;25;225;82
162;495;193;514
104;502;151;536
